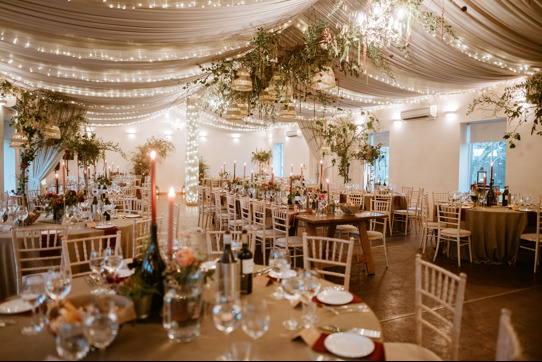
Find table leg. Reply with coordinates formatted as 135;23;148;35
326;225;337;238
307;224;318;236
358;221;376;275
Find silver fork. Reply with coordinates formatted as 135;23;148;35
322;304;371;315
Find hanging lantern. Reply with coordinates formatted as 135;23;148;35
237;101;249;117
43;124;61;140
231;67;253;92
259;89;277;105
10;132;30;149
279;102;297;120
311;65;336;91
280;82;294;99
224;103;243;122
322;144;332;154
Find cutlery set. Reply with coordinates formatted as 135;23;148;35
319;325;381;339
322;304;371;315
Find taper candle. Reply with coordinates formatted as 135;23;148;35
234;161;236;179
168;187;175;256
55;173;59;194
150;151;157;223
244;163;246;180
62;161;66;192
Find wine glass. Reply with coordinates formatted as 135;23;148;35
242;300;270;360
56;323;90;361
103;247;123;278
20;274;46;336
269;248;291;300
478;191;487;208
46;269;72;304
84;295;119;359
281;276;304;330
89;251;107;295
212;296;242;360
299;270;322;328
64;206;76;231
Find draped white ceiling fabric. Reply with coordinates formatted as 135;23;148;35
0;0;540;129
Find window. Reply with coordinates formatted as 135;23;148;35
468;120;507;191
273;143;283;177
369;132;390;185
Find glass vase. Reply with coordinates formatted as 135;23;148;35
163;271;204;343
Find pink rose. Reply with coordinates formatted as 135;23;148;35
176;248;196;268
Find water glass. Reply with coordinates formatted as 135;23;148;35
46;270;72;304
242;300;270;340
56;323;90;361
20;275;46;336
269;249;291;300
103;247;123;277
212;296;242;361
84;296;119;356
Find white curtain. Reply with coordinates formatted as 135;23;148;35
28;146;63;191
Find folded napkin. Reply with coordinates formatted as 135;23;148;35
312;293;364;307
312;333;386;361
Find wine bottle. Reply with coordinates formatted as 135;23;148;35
216;231;240;300
141;223;166;312
487;180;496;206
239;231;253;295
92;196;98;221
502;186;509;207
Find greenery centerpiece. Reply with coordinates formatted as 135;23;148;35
251;149;272;174
314;112;381;184
131;137;175;179
38;190;86;222
468;72;542;148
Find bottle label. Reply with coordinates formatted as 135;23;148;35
242;259;254;274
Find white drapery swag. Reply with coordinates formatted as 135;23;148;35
28;146;63;192
298;120;324;162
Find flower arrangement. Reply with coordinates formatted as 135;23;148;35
251;149;272;171
257;181;281;193
118;270;159;303
131;137;175;176
356;143;385;167
170;247;214;285
38;190;85;216
219;170;230;180
95;174;112;187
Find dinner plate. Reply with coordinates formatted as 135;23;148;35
317;290;354;306
116;269;135;279
0;298;33;315
124;214;141;219
94;224;116;230
269;269;297;280
324;333;375;359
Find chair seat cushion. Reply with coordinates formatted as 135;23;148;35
228;220;246;227
520;233;541;243
441;228;471;237
394;210;416;216
384;342;443;361
367;230;384;240
336;225;358;233
255;230;284;238
244;225;272;232
427;222;439;229
275;236;303;248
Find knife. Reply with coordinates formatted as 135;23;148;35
319;325;381;339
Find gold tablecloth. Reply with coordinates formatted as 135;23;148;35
0;217;135;299
0;273;382;361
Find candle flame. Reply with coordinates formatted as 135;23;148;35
169;187;175;197
150;150;157;160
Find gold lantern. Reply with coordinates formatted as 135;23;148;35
10;132;30;149
279;102;297;120
237;101;249;117
258;89;276;105
231;67;253;92
224;103;243;122
43;124;62;140
311;65;336;91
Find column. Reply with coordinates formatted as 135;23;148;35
185;96;200;207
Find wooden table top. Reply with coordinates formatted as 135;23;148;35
296;212;387;225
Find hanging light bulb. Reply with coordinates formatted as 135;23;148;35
231;67;253;92
43;124;62;140
311;65;336;91
10;132;30;149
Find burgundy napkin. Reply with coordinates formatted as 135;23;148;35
312;293;364;307
313;333;386;361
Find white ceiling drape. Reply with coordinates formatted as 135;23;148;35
0;0;540;128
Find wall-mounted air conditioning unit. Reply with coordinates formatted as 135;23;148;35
286;130;299;138
401;105;438;121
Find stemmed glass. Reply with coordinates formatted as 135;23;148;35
241;300;270;360
20;274;46;336
269;248;291;300
89;250;108;295
299;270;322;328
64;206;76;231
212;296;242;361
478;191;487;208
46;269;72;305
84;295;119;359
56;322;90;361
103;247;123;278
282;275;304;330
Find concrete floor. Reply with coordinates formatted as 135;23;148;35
163;195;542;361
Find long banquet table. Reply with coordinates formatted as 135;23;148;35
0;272;383;361
0;216;136;300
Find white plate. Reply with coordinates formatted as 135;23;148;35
0;298;33;315
324;333;375;359
94;225;116;230
269;270;297;280
123;214;141;219
116;269;135;279
317;290;354;306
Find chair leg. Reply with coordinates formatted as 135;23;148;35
457;237;462;268
383;233;389;268
468;236;473;263
420;227;427;252
433;233;442;262
534;241;539;273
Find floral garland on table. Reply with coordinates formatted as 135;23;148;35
257;181;281;193
131;137;175;176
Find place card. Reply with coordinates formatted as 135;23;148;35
253;276;272;288
292;327;321;347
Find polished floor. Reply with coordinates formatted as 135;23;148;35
163;195;542;361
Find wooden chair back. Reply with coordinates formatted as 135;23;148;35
303;233;354;291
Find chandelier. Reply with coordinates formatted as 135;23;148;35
357;0;408;49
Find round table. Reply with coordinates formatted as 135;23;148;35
449;206;530;265
0;216;136;300
0;273;383;361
